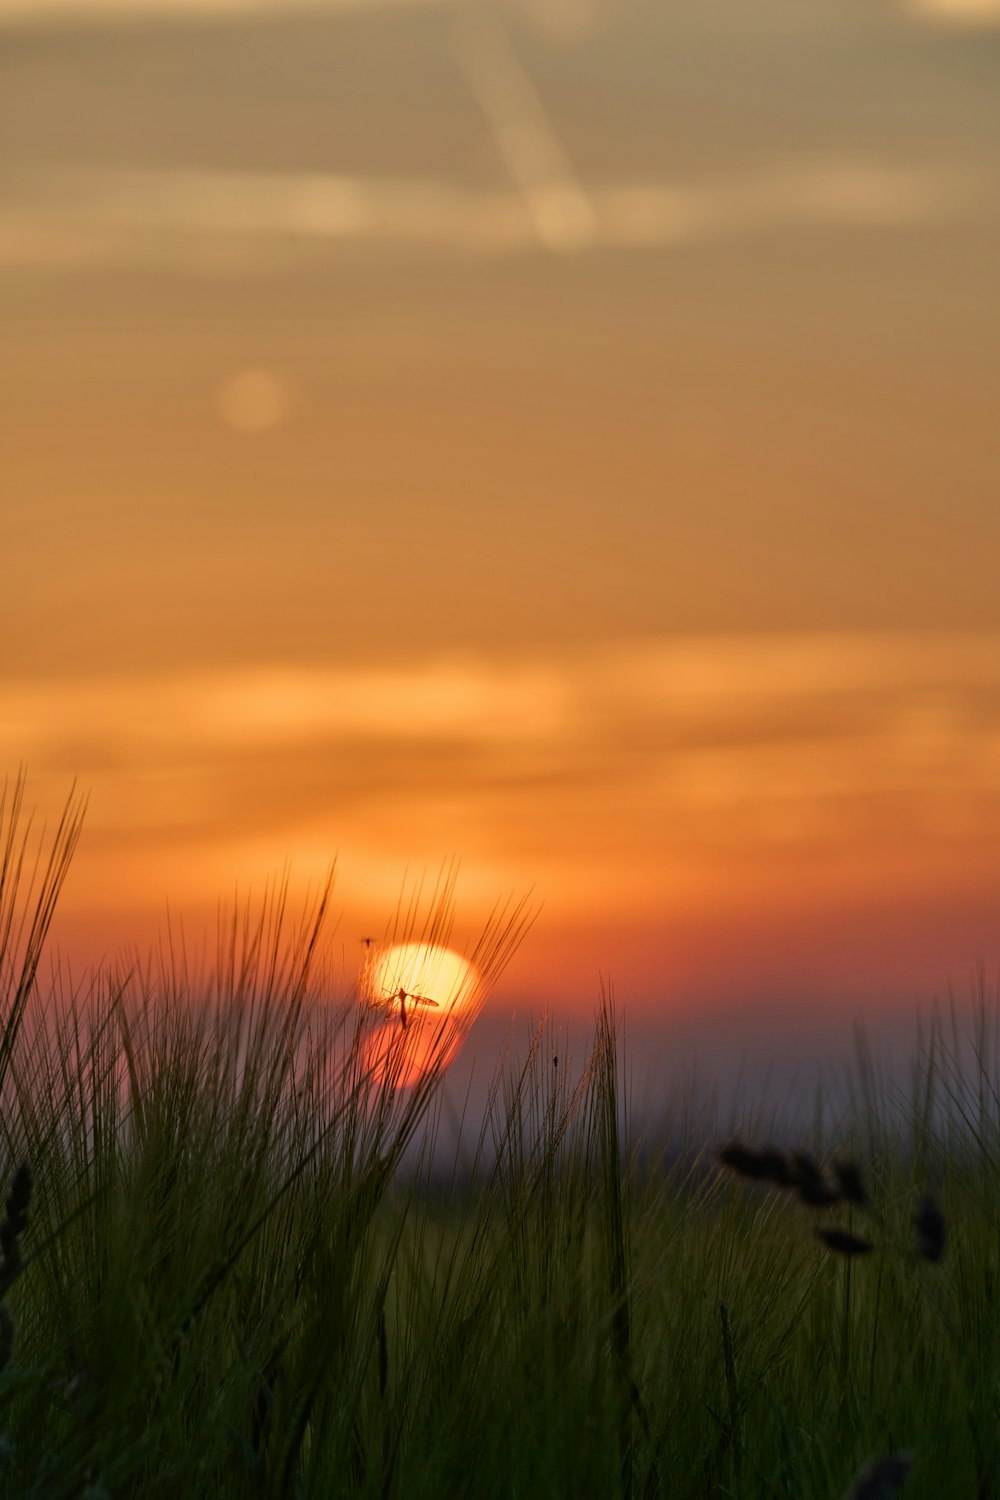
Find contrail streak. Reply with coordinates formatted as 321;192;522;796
451;9;597;253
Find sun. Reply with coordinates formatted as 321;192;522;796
361;1017;465;1091
368;942;479;1023
361;942;480;1088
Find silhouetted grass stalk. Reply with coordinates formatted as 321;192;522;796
3;780;1000;1497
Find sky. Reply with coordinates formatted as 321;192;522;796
3;0;1000;1041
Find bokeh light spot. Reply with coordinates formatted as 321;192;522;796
216;368;291;433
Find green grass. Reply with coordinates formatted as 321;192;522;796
0;779;996;1498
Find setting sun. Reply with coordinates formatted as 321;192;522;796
367;943;480;1023
360;942;481;1087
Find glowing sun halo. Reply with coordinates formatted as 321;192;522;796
363;943;480;1089
369;943;479;1020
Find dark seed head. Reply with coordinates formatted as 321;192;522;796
717;1141;793;1186
843;1451;913;1500
791;1152;840;1207
1;1163;31;1250
718;1142;766;1178
914;1192;946;1263
0;1305;14;1373
754;1149;793;1186
832;1160;868;1207
815;1227;874;1257
8;1163;31;1216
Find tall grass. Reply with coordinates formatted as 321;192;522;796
0;782;997;1496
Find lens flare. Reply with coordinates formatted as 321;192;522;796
216;368;291;433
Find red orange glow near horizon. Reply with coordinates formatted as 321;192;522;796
5;0;1000;1032
18;628;1000;1020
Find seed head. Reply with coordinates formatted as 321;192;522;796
815;1228;874;1257
717;1142;791;1186
832;1160;868;1207
791;1152;840;1208
0;1162;31;1296
0;1306;13;1372
843;1451;913;1500
913;1192;946;1264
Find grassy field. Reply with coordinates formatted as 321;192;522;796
0;783;995;1499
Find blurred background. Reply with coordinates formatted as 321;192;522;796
3;0;1000;1081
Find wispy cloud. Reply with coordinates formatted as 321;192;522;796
1;661;574;772
0;0;448;20
6;631;1000;1013
902;0;1000;25
1;156;983;271
9;634;1000;908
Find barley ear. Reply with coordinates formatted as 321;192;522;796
0;1306;13;1373
843;1451;914;1500
0;1162;32;1297
913;1191;946;1264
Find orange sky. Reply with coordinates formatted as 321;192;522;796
4;0;1000;1018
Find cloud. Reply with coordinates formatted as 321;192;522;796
902;0;1000;24
0;659;574;769
0;0;446;21
8;633;1000;808
10;632;1000;936
0;156;982;272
